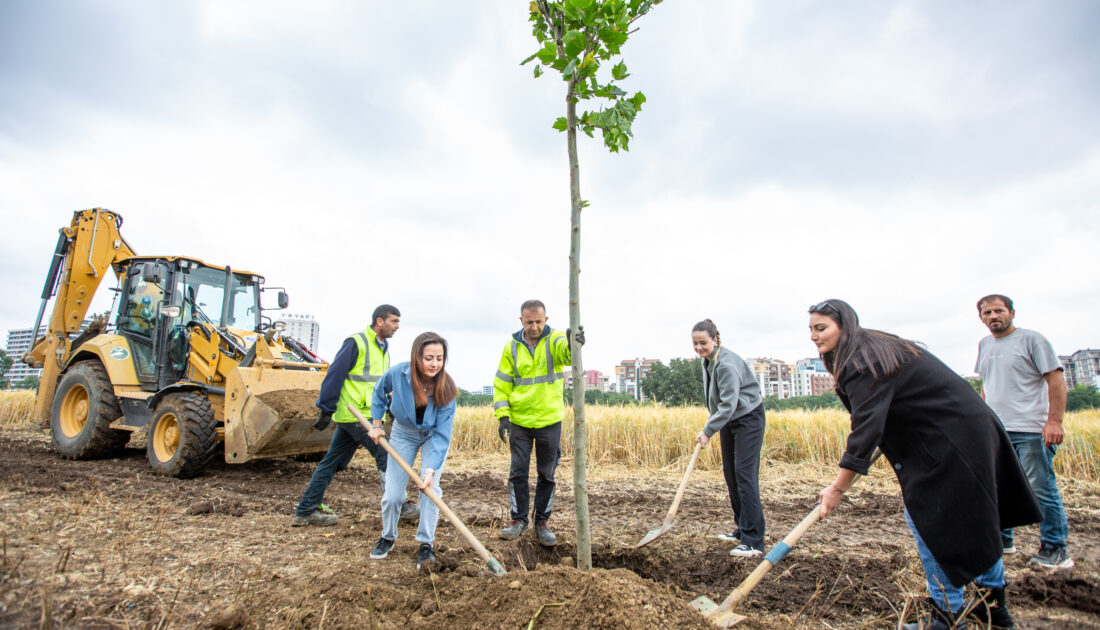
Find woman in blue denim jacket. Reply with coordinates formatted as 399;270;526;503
365;332;457;570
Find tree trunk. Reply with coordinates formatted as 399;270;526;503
565;84;591;572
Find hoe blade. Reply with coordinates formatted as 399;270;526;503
689;596;746;627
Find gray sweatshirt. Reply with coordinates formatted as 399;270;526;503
701;346;762;436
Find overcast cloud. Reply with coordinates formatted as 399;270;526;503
2;1;1098;391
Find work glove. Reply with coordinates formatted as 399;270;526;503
313;412;333;431
498;417;511;444
566;325;585;347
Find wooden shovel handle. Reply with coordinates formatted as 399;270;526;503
663;442;703;526
348;405;499;568
711;448;884;616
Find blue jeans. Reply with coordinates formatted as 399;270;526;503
905;509;1004;614
295;421;387;517
1002;431;1069;549
381;421;444;545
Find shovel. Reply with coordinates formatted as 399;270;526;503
349;405;508;576
636;442;703;547
689;449;883;627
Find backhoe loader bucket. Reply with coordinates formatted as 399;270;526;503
222;362;332;463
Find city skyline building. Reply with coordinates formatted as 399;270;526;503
1060;349;1100;390
276;313;320;353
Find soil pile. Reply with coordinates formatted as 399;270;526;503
263;562;714;630
257;389;321;420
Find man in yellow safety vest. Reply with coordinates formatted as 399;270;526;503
292;304;415;526
494;299;583;547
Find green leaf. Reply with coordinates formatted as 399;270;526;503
521;51;539;66
535;41;557;65
563;30;586;58
567;0;594;9
552;117;568;131
611;61;629;80
562;57;578;79
533;65;543;78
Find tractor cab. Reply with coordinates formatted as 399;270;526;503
113;257;281;392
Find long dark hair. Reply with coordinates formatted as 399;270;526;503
409;332;457;408
808;299;920;390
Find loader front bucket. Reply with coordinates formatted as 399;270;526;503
223;363;332;463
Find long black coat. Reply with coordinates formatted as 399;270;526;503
836;350;1040;587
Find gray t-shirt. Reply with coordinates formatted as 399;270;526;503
976;328;1062;433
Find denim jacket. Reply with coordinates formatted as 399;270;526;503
371;362;455;470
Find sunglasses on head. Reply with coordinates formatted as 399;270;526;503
809;300;839;315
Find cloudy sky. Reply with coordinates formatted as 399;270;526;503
2;1;1098;391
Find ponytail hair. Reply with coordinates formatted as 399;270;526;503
691;319;721;348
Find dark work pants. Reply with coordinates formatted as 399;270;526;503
295;420;387;517
719;404;766;549
508;421;562;525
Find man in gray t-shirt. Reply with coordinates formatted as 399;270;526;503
976;294;1072;570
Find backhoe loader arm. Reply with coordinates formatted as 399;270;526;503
26;209;136;421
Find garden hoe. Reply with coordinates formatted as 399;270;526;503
689;449;883;627
350;406;508;577
635;442;703;547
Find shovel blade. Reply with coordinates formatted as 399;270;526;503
635;527;663;548
689;596;746;627
487;558;508;576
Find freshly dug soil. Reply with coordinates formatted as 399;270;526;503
1;427;1098;629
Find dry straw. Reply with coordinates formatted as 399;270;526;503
2;391;1096;480
451;404;1100;481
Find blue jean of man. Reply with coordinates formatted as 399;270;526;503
905;509;1004;614
380;421;444;545
1001;431;1069;549
295;421;387;517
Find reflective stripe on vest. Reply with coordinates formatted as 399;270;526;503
509;338;564;386
346;332;380;383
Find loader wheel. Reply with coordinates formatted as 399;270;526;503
50;362;129;459
147;392;218;479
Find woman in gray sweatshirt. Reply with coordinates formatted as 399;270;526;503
691;319;767;556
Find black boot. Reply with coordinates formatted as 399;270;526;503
902;598;965;630
969;585;1014;629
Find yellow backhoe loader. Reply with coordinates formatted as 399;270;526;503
23;208;334;477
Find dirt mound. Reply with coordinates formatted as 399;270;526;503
263;562;713;630
257;389;321;420
1015;570;1100;614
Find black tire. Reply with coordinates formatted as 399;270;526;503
147;392;219;478
293;452;325;463
50;362;129;459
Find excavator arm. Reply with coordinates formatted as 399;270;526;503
25;209;136;421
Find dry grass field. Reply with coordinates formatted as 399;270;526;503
1;391;1098;628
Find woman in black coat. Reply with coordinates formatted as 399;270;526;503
810;300;1039;630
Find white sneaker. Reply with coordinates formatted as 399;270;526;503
716;530;741;543
729;544;763;558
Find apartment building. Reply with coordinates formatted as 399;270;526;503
1060;349;1100;389
275;313;320;352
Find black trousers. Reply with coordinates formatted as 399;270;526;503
719;404;766;549
507;421;562;525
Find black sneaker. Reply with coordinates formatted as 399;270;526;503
1001;535;1016;555
416;543;436;570
370;537;394;559
1029;542;1074;569
729;544;763;558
